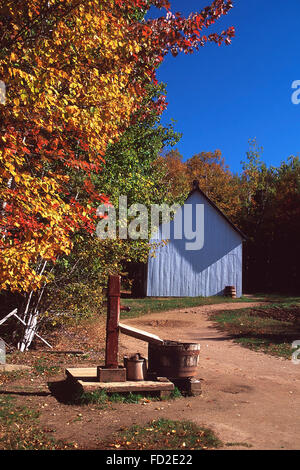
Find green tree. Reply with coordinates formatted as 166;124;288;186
238;140;300;293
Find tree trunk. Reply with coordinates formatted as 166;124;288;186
18;312;39;352
18;259;48;351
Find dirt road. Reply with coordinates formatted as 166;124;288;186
117;302;300;450
30;301;300;450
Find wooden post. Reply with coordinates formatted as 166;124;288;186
105;275;121;369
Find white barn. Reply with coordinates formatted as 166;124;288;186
146;181;245;298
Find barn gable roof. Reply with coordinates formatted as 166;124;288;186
187;180;247;241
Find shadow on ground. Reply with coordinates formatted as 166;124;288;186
47;379;81;405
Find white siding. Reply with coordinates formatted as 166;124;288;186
147;191;243;297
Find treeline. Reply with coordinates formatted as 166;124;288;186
157;141;300;294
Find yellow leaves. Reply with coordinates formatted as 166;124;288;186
11;68;28;80
128;43;141;54
14;174;21;183
41;182;49;192
4;162;15;174
0;0;150;293
65;105;79;116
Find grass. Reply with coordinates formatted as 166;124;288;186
211;300;300;359
0;395;39;425
0;394;75;450
225;441;253;448
120;294;263;320
250;294;300;305
33;357;61;376
77;386;182;406
100;418;222;450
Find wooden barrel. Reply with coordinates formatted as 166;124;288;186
224;286;236;298
148;341;200;379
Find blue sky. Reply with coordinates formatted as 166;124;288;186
148;0;300;174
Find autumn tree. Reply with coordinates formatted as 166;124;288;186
0;0;235;292
187;150;242;219
29;83;181;328
155;149;188;203
0;0;146;292
158;148;242;220
0;0;235;349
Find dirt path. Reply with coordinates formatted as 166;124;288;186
116;302;300;450
10;301;299;450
